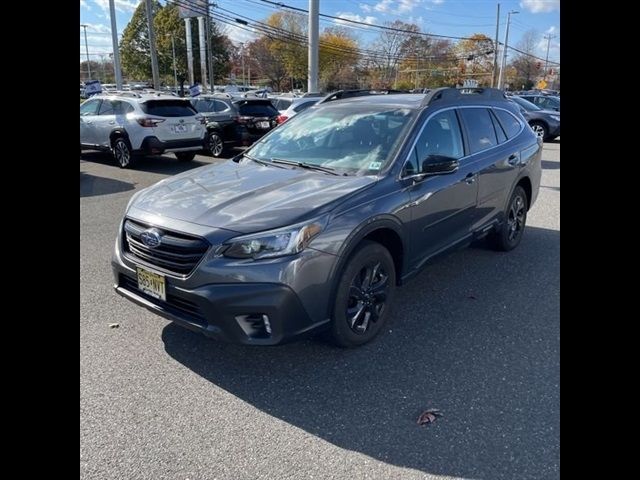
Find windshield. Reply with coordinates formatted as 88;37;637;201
511;96;542;111
247;104;416;175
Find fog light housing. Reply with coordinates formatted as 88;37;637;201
235;313;272;338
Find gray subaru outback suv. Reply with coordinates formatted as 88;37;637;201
112;88;542;347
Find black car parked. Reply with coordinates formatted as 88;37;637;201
190;94;280;157
510;96;560;142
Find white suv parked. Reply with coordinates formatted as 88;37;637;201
80;92;206;168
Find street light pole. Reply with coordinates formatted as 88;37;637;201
80;24;91;81
109;0;123;89
543;34;557;81
497;9;518;90
144;0;160;89
491;3;500;88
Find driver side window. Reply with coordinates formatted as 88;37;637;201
402;110;464;176
415;110;464;162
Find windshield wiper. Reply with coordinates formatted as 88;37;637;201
240;152;270;166
271;158;341;176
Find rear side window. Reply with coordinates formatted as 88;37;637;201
293;101;316;113
459;108;498;154
490;111;507;143
213;100;231;112
238;102;278;117
141;100;197;117
193;99;215;113
113;101;134;115
98;100;115;115
493;109;522;139
80;99;100;116
276;99;292;110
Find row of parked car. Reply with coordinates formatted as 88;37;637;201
80;88;558;168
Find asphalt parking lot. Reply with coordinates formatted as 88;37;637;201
80;141;560;480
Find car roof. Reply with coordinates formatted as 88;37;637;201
320;93;425;109
90;92;187;102
317;88;516;111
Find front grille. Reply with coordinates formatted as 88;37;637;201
123;219;209;276
119;275;206;325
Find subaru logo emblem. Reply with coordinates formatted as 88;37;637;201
140;228;162;248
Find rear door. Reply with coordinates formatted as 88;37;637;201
140;99;203;141
93;99;118;147
458;107;523;230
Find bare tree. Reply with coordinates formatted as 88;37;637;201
510;29;542;89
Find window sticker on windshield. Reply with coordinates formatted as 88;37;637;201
369;161;382;170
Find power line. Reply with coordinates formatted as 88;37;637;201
256;0;485;41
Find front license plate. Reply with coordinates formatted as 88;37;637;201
137;267;166;301
172;124;187;133
257;121;270;129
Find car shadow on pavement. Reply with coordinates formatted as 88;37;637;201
541;160;560;170
80;171;135;197
161;226;560;480
80;151;220;175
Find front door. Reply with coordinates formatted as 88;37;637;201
404;109;479;267
80;98;102;146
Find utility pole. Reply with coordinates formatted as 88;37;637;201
206;5;215;92
80;24;91;81
491;3;500;88
198;16;208;92
543;33;557;80
185;17;195;86
144;0;160;89
171;35;178;93
109;0;123;89
308;0;319;93
247;45;251;87
497;9;518;90
240;43;246;85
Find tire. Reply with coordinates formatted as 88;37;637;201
489;185;528;252
529;121;549;141
112;137;133;168
330;240;396;347
207;131;225;157
175;151;196;162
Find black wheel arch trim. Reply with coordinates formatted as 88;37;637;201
109;129;131;145
327;215;406;299
504;174;532;212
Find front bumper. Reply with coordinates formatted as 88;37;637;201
137;136;205;155
114;272;327;345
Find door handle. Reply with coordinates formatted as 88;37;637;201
507;153;519;165
85;121;93;124
109;121;116;125
465;173;476;184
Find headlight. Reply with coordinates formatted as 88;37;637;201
550;115;560;121
220;220;325;260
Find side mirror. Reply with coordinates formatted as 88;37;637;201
421;155;459;175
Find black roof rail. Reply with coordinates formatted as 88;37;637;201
317;89;411;104
420;87;508;107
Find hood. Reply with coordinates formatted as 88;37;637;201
129;160;377;233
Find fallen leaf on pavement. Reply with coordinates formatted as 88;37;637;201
417;409;443;426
